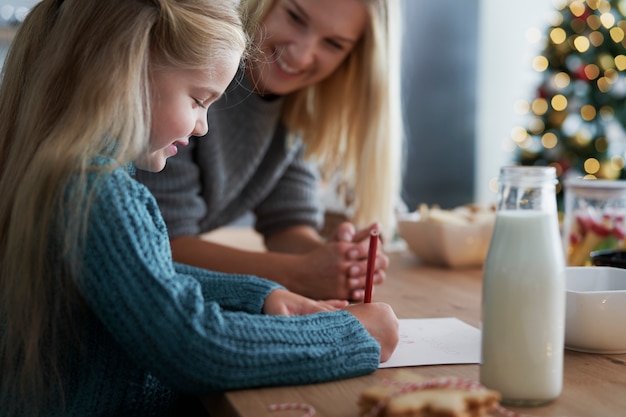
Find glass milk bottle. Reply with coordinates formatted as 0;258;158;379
480;166;565;406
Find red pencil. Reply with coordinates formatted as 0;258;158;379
364;229;379;303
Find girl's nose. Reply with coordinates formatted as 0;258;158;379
193;115;209;137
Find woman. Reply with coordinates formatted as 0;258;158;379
137;0;405;301
0;0;399;416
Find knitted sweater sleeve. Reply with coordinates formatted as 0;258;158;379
77;169;381;394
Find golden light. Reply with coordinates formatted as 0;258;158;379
600;105;615;120
511;126;529;143
569;0;586;16
615;55;626;70
601;12;616;29
532;56;550;72
517;135;534;149
532;98;549;115
550;27;567;44
574;35;591;52
584;158;601;174
530;119;546;134
584;63;601;79
599;53;616;69
580;104;597;121
600;161;621;179
597;0;611;13
610;27;625;42
587;14;602;30
551;94;568;111
586;0;600;10
542;132;559;149
594;136;609;152
611;155;625;171
551;11;564;27
597;76;611;92
554;72;571;89
574;129;593;145
589;31;605;46
605;68;618;82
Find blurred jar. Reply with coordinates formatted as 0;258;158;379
563;178;626;266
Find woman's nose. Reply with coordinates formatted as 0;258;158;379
288;36;316;68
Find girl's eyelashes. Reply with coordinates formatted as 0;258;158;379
194;98;208;109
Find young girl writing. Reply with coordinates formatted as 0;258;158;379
0;1;399;416
136;0;405;301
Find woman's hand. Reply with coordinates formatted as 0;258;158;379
263;222;389;301
331;222;389;301
263;288;349;316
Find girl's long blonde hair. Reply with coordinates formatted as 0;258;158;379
0;0;246;415
243;0;405;237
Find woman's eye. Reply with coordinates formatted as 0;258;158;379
326;40;344;50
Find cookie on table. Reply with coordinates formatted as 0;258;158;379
358;370;500;417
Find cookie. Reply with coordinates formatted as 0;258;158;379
358;371;500;417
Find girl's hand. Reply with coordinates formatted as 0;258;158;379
344;302;399;362
263;289;349;316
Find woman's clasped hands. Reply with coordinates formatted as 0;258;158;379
293;221;389;301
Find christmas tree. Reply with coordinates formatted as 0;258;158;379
515;0;626;204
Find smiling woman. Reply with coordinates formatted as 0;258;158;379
135;0;405;303
248;0;368;96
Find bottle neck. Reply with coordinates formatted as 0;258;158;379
498;183;557;213
497;166;558;213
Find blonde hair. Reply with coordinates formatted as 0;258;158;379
0;0;246;415
243;0;405;237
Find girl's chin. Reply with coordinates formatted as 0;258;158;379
134;155;167;173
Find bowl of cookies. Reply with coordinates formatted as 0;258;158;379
397;204;496;269
565;266;626;354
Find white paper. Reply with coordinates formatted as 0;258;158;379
379;317;481;369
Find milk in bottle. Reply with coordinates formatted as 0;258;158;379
480;166;565;406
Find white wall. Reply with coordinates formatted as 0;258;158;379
475;0;557;204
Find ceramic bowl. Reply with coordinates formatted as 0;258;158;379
565;266;626;354
397;209;494;269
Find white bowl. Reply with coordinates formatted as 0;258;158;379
397;217;494;269
565;266;626;354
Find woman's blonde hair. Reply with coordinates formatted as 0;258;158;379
0;0;246;414
243;0;405;237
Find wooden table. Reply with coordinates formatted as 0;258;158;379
201;228;626;417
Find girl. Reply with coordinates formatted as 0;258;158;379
0;0;399;416
136;0;405;301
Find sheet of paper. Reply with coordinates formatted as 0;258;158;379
379;317;481;368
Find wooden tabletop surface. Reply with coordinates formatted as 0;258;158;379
200;228;626;417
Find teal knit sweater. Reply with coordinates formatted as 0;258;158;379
37;165;380;416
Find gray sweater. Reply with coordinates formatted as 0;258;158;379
135;70;323;239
